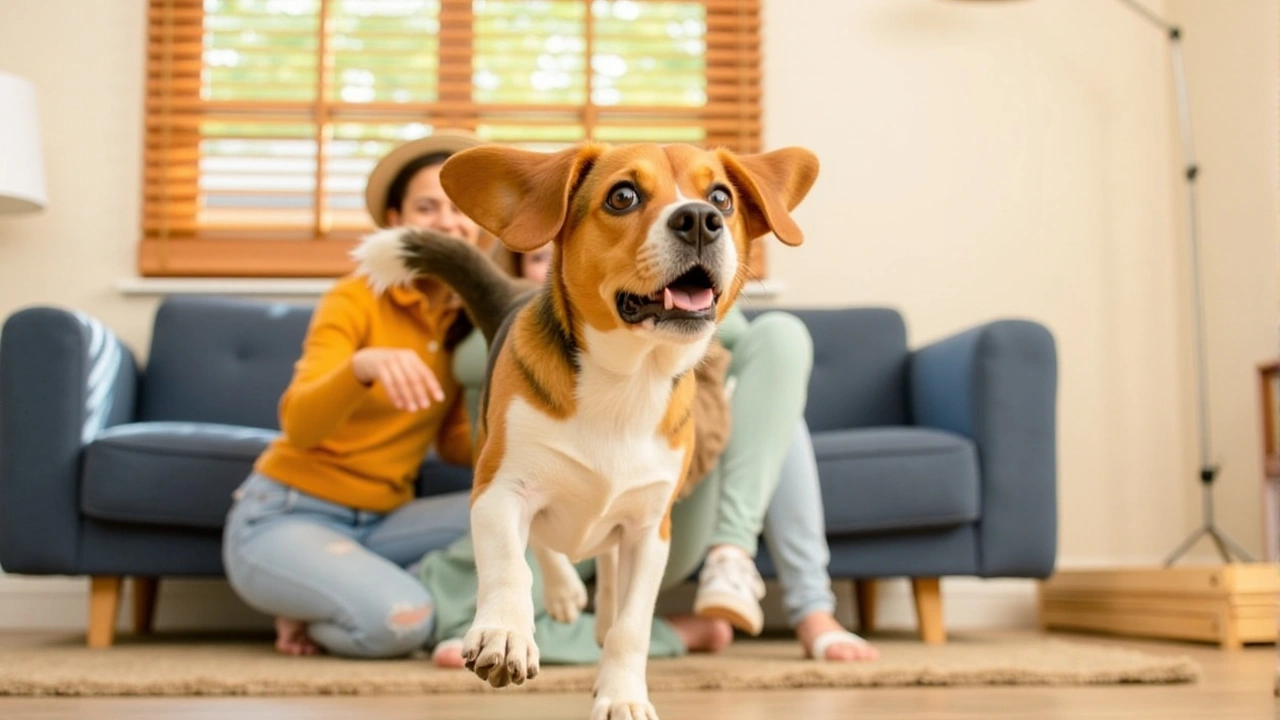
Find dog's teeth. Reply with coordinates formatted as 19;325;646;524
663;287;674;310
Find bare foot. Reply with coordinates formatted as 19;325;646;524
274;616;321;656
432;639;466;668
796;611;878;661
666;613;734;653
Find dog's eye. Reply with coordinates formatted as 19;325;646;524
708;186;733;213
605;183;640;213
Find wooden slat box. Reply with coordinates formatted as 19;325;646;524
1038;564;1279;649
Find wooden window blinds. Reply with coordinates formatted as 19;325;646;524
141;0;764;278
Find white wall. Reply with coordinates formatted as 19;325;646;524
0;0;1275;631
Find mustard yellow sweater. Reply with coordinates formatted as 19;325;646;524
254;275;472;513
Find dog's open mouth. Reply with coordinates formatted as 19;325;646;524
616;265;720;327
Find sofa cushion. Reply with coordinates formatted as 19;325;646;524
81;422;278;530
812;427;980;536
81;422;474;530
140;296;313;429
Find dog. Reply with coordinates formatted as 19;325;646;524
356;141;817;720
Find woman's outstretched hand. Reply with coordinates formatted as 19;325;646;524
352;347;445;411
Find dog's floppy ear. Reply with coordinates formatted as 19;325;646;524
439;144;601;253
717;147;819;247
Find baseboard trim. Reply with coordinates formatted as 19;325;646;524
0;575;1039;634
0;555;1226;634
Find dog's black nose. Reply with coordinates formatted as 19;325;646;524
667;203;723;254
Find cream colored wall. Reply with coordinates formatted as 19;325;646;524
0;0;1274;606
758;0;1278;564
1165;0;1279;561
0;1;160;352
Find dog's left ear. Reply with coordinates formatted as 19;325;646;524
717;147;819;247
440;144;602;253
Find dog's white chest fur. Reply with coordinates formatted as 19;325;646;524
494;327;708;562
507;397;681;562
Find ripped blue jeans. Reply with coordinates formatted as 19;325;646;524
221;472;470;658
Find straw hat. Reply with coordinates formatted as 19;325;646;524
364;129;485;228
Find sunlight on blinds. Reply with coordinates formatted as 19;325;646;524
142;0;760;276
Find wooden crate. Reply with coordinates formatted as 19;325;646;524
1038;563;1279;649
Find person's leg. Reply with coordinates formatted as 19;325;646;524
223;474;435;659
663;464;723;589
694;311;814;634
762;420;836;626
706;311;814;554
364;490;472;567
762;421;878;661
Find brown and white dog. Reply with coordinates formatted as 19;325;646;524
356;141;817;720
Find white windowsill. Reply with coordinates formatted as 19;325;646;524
116;276;786;299
115;276;338;297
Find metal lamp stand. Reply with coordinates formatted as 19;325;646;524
1112;0;1254;565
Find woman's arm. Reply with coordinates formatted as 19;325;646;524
276;282;374;448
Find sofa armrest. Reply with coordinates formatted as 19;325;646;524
0;307;139;574
908;319;1058;577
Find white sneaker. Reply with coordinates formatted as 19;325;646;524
693;546;766;635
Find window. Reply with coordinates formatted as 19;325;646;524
141;0;764;278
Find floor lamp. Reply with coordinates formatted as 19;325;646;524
0;71;48;215
944;0;1253;565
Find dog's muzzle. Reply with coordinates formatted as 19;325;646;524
614;201;732;333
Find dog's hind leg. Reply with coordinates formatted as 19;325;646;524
591;528;669;720
593;543;619;647
462;480;540;688
531;542;588;624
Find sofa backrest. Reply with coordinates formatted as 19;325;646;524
139;296;314;429
750;307;910;432
141;297;911;435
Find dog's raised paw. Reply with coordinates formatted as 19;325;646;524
461;625;540;688
544;574;589;624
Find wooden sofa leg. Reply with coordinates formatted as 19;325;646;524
88;576;123;649
854;579;877;634
133;577;159;635
912;577;947;645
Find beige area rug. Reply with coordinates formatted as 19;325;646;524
0;632;1199;696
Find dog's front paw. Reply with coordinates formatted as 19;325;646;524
461;625;540;688
590;696;659;720
592;672;657;720
544;572;589;624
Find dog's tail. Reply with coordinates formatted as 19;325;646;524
351;227;533;345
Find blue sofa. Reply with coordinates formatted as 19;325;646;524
0;295;1057;647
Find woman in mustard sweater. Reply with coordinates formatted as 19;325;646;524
220;132;487;658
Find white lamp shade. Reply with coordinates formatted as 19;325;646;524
0;72;47;213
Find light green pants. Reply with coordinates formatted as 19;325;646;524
420;306;814;661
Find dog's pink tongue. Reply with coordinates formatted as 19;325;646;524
665;286;714;312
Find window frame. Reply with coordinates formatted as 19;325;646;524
139;0;765;278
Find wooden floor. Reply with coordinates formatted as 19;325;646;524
0;631;1273;719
